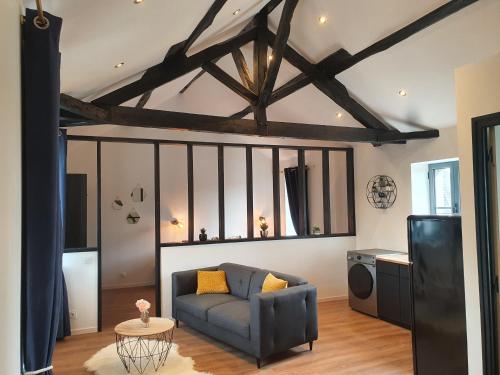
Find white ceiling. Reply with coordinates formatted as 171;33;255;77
29;0;500;131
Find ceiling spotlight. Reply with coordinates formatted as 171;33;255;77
114;62;125;68
268;54;273;61
133;0;143;4
398;89;408;97
233;9;241;15
336;112;343;119
318;15;328;25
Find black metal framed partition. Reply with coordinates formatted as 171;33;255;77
472;112;500;375
63;134;356;325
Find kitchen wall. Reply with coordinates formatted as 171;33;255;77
455;50;500;375
0;2;22;373
354;126;458;253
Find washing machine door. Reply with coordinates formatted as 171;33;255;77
348;263;374;299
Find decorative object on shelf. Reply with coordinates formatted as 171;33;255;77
210;236;219;241
126;208;141;224
228;235;242;240
259;216;269;238
199;228;207;241
312;225;321;235
135;299;151;327
131;184;147;203
366;175;397;209
111;197;123;210
170;218;184;229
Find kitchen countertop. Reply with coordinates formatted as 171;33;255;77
376;253;410;265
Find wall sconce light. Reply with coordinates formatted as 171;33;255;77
170;218;184;229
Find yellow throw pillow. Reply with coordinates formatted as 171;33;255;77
196;270;230;295
262;273;288;293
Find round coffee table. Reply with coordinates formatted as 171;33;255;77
114;317;175;374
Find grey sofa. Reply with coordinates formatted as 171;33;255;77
172;263;318;368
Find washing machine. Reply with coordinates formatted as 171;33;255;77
347;249;401;317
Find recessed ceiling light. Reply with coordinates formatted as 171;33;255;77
398;89;408;97
318;15;328;25
133;0;143;4
114;62;125;68
268;54;273;61
233;9;241;15
336;112;343;119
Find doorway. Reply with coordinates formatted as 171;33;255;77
100;142;157;330
472;112;500;375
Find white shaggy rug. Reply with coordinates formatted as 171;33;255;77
84;343;212;375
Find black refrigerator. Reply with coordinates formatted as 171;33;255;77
408;215;468;375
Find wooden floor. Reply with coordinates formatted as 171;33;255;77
54;296;413;375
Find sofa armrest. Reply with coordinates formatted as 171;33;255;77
249;284;318;359
171;266;217;318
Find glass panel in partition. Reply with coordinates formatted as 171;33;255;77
193;146;219;240
253;148;274;238
330;150;349;234
280;149;299;237
224;147;247;239
305;150;324;235
160;144;188;243
66;141;97;248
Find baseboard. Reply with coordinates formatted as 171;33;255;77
71;327;97;335
318;295;348;303
102;281;155;290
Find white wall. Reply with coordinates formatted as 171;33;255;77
354;126;458;252
63;252;98;334
161;236;356;316
455;50;500;375
0;2;22;373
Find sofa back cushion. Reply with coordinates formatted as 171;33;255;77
218;263;256;299
249;269;307;296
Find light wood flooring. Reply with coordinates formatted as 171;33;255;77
54;291;413;375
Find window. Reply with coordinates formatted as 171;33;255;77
428;161;460;214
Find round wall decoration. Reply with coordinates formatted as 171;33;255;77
366;175;397;209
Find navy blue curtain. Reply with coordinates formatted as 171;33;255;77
22;9;64;375
57;131;71;340
284;167;309;235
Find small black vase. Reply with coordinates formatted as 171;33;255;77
199;233;207;241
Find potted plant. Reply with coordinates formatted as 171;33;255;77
312;225;321;235
259;217;269;238
199;228;207;241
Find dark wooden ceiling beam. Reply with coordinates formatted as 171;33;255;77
60;94;439;144
253;11;269;124
203;61;258;104
164;0;227;60
230;72;311;118
136;90;152;108
231;49;255;92
177;0;286;96
92;27;257;106
255;0;298;124
322;0;478;75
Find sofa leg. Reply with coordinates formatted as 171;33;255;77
309;341;313;351
256;358;261;369
175;319;179;328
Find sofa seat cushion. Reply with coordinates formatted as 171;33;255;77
176;293;241;321
207;300;251;340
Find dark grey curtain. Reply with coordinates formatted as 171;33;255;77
57;130;71;340
22;8;64;375
284;167;309;236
